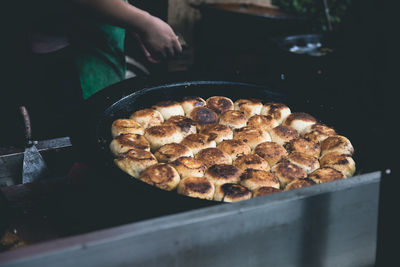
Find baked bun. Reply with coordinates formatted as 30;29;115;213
234;98;263;118
140;163;180;191
171;156;207;178
129;108;164;128
284;178;315;191
154;143;193;163
180;96;206;116
204;164;241;186
261;103;291;124
164;115;197;137
285;137;321;158
240;169;280;191
309;167;345;184
189;107;218;130
144;125;184;151
271;161;307;188
234;154;270;172
213;183;252;202
282;112;317;135
181;133;217;155
247;115;279;133
109;133;150;156
319;152;356;177
304;123;337;143
286;152;320;174
233;126;271;150
269;125;299;146
217;139;251;161
253;141;288;167
253;186;282;197
177;176;215;200
200;124;233;144
321;135;354;157
152;100;184;120
114;149;158;178
206;96;234;114
219;110;247;129
111;119;144;138
195;148;232;167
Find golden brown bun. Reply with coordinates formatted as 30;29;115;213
144;125;184;152
271;161;307;188
284;178;315;191
200;124;233;144
303;123;337;143
164;115;197;137
309;167;345;184
282;112;317;135
177;176;215;200
114;149;158;178
217;139;251;161
240;169;280;191
171;156;207;178
109;134;150;156
204;164;241;186
247;115;279;133
285;137;321;158
195;147;232;167
206;96;234;114
234;154;270;172
140;163;180;191
253;141;288;167
253;186;282;197
152;100;185;120
319;152;356;177
180;96;206;116
321;135;354;157
154;143;193;163
181;133;217;155
269;125;299;146
189;107;218;129
234;98;263;118
260;103;291;124
111;119;144;138
219;110;248;129
233;126;271;150
129;108;164;129
213;183;252;202
286;152;320;174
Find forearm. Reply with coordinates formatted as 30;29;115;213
73;0;153;34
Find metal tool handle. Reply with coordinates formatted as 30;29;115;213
19;106;33;146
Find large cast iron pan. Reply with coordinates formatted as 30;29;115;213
70;73;371;221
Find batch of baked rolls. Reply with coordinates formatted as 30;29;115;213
110;96;356;202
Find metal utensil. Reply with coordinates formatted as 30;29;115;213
19;106;49;184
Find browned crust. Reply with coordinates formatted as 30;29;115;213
140;163;177;185
273;161;307;180
182;96;206;107
309;167;345;183
114;134;150;150
284;112;317;124
206;164;241;179
112;119;141;128
321;135;354;154
219;110;247;125
195;148;231;167
217;139;251;157
155;143;191;160
308;123;337;136
254;141;288;164
285;137;321;157
253;186;282;197
247;115;277;132
263;103;289;120
220;183;252;201
190;107;218;125
152;100;180;108
206;96;234;114
181;133;214;147
240;169;276;181
200;124;232;140
285;178;315;190
234;154;269;171
233;126;266;144
118;148;156;162
180;177;213;194
320;152;352;167
171;156;207;171
130;108;158;117
145;125;177;137
164;116;197;133
271;125;299;140
287;152;319;167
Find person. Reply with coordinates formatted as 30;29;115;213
4;0;182;143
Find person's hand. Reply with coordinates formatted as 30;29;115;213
139;15;182;62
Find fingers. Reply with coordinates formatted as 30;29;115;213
173;36;183;54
